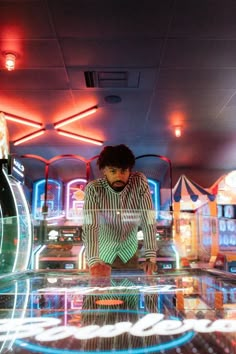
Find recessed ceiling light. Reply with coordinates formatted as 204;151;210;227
104;95;122;104
5;53;16;71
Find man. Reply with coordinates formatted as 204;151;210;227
82;144;157;275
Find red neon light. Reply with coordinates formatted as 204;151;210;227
54;106;98;129
13;129;46;145
57;129;103;146
4;113;42;128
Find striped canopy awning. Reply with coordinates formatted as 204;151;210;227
173;175;215;202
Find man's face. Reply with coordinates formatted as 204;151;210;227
103;166;131;191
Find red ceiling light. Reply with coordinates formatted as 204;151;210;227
57;129;103;146
174;126;182;138
5;53;16;71
54;106;98;129
13;129;46;146
4;113;42;128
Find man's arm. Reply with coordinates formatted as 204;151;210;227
82;183;101;267
139;174;158;260
82;182;112;277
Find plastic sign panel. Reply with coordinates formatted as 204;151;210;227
9;156;25;184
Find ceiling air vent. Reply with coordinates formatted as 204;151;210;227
84;71;140;88
84;71;96;87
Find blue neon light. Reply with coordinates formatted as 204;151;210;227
147;178;160;219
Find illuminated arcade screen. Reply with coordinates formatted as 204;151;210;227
65;178;87;223
46;225;82;244
218;204;236;252
32;179;63;220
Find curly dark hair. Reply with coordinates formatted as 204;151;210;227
97;144;135;170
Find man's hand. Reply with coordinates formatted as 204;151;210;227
140;258;157;275
89;261;111;277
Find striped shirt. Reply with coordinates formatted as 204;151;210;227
82;171;157;267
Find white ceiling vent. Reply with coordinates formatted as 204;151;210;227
84;71;140;88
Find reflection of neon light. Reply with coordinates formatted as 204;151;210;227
0;278;30;351
36;284;186;295
12;166;24;178
64;291;68;326
4;170;20;272
0;205;3;253
147;178;160;219
35;245;46;270
78;245;85;269
9;279;31;350
14;180;32;270
0;282;17;352
171;244;180;269
31;244;43;269
66;178;87;220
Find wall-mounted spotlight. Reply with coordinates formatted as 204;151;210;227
5;53;16;71
54;106;98;129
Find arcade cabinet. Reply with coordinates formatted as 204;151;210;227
33;224;86;270
138;178;179;271
134;155;179;271
0;112;33;273
216;171;236;272
209;171;236;272
31;178;87;271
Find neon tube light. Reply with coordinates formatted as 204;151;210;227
171;244;180;269
78;245;85;269
54;106;98;129
35;245;46;270
13;129;45;145
12;180;32;270
3;170;20;273
4;113;42;128
57;129;103;146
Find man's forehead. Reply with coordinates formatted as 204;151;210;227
105;166;129;170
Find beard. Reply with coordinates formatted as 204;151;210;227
111;181;126;192
112;185;125;192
